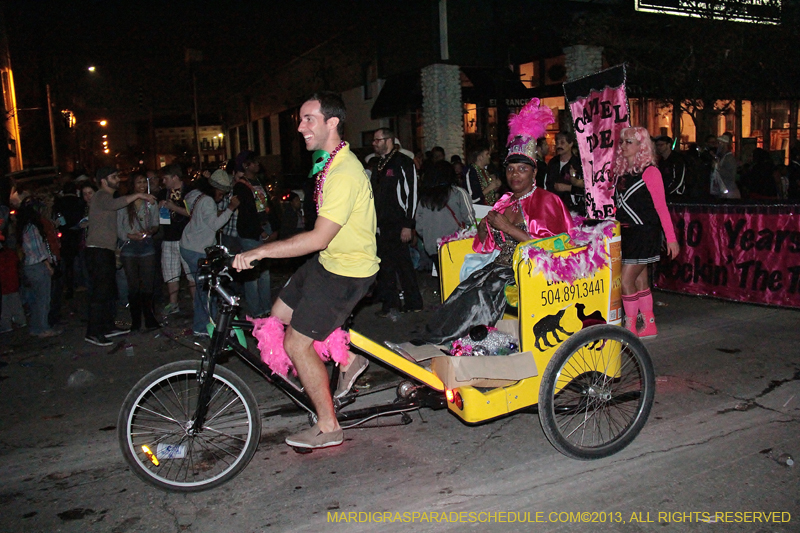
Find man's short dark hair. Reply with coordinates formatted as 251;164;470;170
163;163;183;179
96;166;117;183
235;150;258;173
555;132;574;145
468;141;490;164
376;127;395;139
308;91;346;137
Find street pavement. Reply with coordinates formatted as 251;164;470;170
0;267;797;533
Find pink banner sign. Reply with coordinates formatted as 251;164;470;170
564;65;631;220
655;206;800;309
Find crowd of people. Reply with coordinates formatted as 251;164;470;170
3;122;794;345
654;133;800;203
4;86;799;450
0;153;289;345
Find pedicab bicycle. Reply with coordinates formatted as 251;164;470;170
118;100;654;492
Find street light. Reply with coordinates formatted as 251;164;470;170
73;118;110;169
88;66;96;72
61;109;76;128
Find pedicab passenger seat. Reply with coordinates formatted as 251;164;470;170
506;233;572;311
438;232;573;307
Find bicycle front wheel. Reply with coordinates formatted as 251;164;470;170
538;325;655;460
118;361;261;492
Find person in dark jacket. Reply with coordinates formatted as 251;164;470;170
231;151;274;317
280;192;305;240
367;128;423;315
52;182;85;300
654;135;687;201
545;132;584;214
742;148;779;199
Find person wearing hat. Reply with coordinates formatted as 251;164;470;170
424;98;574;344
84;167;156;347
712;133;741;199
157;164;194;315
179;170;240;336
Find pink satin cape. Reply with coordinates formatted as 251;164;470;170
473;188;574;253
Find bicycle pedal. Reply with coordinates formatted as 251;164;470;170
291;446;313;455
335;395;356;410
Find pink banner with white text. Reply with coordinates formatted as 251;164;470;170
655;204;800;308
564;65;631;220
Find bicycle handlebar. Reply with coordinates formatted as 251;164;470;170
195;246;263;306
193;245;241;306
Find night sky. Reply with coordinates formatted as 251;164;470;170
4;0;372;119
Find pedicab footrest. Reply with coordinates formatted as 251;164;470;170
430;351;538;390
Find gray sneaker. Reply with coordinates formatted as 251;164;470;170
106;327;131;338
334;353;369;398
85;334;113;347
285;424;343;449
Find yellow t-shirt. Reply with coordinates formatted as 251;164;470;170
317;143;379;278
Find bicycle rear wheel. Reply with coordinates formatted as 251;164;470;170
118;360;261;492
538;325;655;460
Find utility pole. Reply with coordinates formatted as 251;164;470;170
46;84;58;168
186;49;203;169
192;69;201;168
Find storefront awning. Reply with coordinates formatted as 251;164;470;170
461;67;563;107
370;72;423;119
371;67;567;119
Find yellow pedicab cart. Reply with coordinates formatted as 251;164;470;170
423;220;654;459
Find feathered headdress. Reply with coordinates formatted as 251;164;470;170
507;98;555;143
505;98;555;165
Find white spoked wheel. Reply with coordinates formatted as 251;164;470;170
118;361;261;491
538;325;655;460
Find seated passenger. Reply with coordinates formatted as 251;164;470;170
425;99;573;344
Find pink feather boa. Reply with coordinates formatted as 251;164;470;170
437;225;477;248
438;217;616;285
250;316;351;377
519;219;616;284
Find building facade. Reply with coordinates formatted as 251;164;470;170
222;0;799;182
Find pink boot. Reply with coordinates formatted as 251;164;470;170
638;289;657;338
623;316;639;336
622;294;640;337
639;312;658;338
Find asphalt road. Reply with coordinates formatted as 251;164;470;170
0;277;797;533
